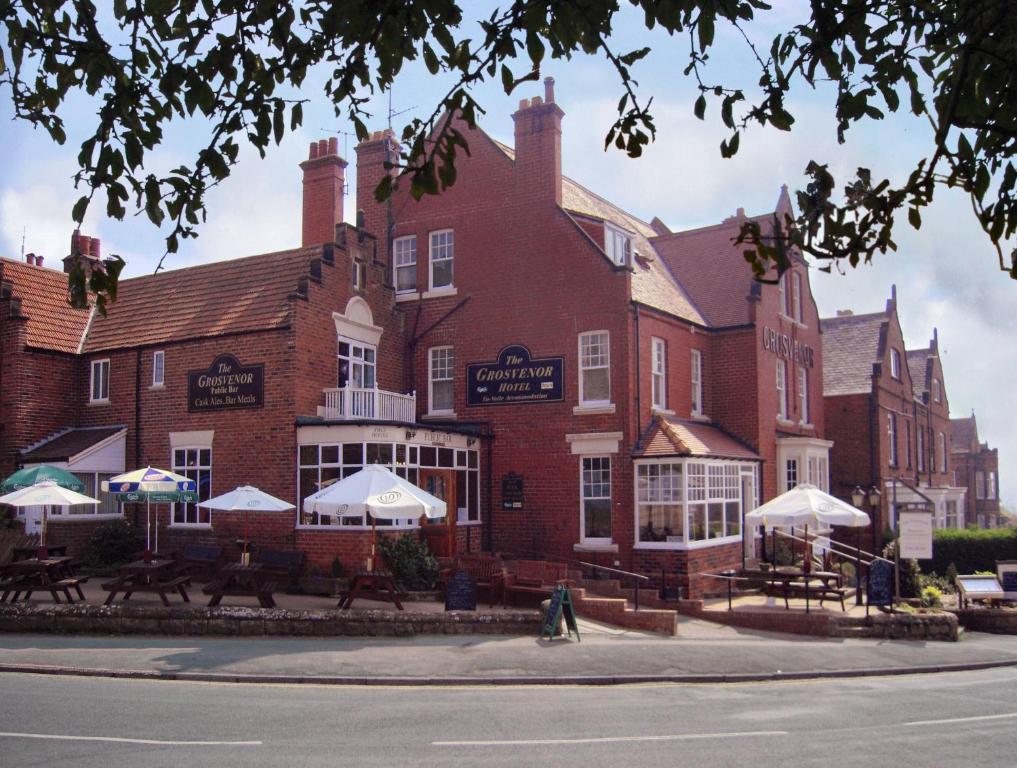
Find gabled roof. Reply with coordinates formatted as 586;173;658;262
950;416;977;450
83;247;320;352
819;311;886;396
20;425;126;463
0;258;91;353
906;348;930;400
635;417;760;461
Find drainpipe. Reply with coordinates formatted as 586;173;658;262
135;348;142;532
632;304;641;427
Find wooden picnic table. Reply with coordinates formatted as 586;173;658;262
764;567;847;611
11;544;68;561
102;559;191;607
203;562;277;608
338;571;405;611
0;556;83;603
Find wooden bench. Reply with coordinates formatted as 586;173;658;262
203;579;278;608
504;560;571;606
256;548;306;592
179;544;224;578
765;580;848;611
19;576;88;603
102;574;192;606
443;555;505;608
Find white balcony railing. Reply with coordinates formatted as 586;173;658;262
320;387;416;423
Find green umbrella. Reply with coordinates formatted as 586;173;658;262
0;464;85;493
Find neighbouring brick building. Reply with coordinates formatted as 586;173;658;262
821;289;966;550
951;413;1001;528
2;81;834;597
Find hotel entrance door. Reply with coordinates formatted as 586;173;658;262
419;469;456;558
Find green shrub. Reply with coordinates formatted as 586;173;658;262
922;528;1017;574
883;541;921;598
378;533;439;590
920;572;955;595
330;556;344;578
84;519;140;568
920;585;944;609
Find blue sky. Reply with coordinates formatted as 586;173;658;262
0;2;1013;507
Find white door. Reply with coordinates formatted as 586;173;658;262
23;505;45;536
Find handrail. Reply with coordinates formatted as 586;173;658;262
576;561;650;582
770;528;893;565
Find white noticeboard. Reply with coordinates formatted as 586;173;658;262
899;511;934;560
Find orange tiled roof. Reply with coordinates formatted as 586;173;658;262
83;247;319;352
635;416;760;461
0;257;90;353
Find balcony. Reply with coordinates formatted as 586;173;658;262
319;387;417;423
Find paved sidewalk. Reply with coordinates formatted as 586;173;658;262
1;614;1015;685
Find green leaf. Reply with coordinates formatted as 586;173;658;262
72;196;89;225
694;94;706;120
908;207;921;230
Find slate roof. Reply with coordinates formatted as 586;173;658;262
819;311;886;396
950;416;977;450
83;247;319;352
0;258;91;353
635;417;761;461
20;426;125;463
906;349;930;399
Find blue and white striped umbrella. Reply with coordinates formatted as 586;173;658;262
101;467;198;551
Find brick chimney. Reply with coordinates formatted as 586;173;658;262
355;129;399;262
63;229;102;274
512;77;564;205
300;137;347;247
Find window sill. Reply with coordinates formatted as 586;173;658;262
47;513;124;522
170;523;213;530
690;412;710;421
651;406;675;417
395;291;420;303
635;535;741;551
422;287;457;299
776;417;795;426
421;411;456;421
149;384;166;391
88;399;110;407
573;542;619;553
797;421;814;429
573;403;616;416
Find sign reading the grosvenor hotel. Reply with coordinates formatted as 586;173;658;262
188;354;264;412
762;326;815;368
467;345;563;406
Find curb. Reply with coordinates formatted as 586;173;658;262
2;657;1016;686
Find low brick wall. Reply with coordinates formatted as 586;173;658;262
949;608;1017;635
0;603;542;637
679;599;831;637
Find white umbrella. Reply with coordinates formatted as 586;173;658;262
199;486;294;562
102;467;197;552
302;465;447;570
0;480;100;546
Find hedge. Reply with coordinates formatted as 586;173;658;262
921;528;1017;575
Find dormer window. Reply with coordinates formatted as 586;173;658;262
605;224;631;266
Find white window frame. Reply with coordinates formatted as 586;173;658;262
604;223;631;267
777;273;788;316
988;471;997;500
152;350;165;387
776;359;788;421
337;337;377;390
932;378;941;403
90;358;110;403
428;346;455;416
352;258;366;291
938;432;947;473
890;348;901;380
651;337;666;411
579;331;611;406
976;471;986;500
429;229;454;291
797;366;809;425
905;419;913;468
35;471;121;519
171;445;212;528
792;272;803;323
691;349;704;418
393;235;417;294
918;427;926;472
888;413;898;467
580;455;613;544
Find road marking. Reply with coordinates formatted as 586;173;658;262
434;730;787;746
905;713;1017;727
0;731;261;746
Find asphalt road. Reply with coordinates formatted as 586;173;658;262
2;668;1016;767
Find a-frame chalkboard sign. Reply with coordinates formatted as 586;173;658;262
541;584;580;642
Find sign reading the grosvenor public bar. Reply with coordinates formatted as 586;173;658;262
187;354;264;412
467;345;563;406
762;326;815;368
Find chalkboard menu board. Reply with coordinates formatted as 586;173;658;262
541;585;580;642
444;570;477;611
1001;571;1017;592
502;472;524;509
867;560;894;607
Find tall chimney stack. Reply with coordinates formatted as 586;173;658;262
512;77;564;205
301;138;347;247
355;129;400;264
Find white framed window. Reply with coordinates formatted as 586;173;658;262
938;432;947;473
651;337;666;410
888;413;898;467
792;272;803;323
605;223;631;266
691;349;703;417
988;471;997;499
905;420;912;468
797;367;809;424
57;472;120;517
890;348;901;380
976;471;986;500
393;235;417;293
944;500;958;528
918;427;926;472
428;346;454;415
579;331;611;405
429;229;454;290
90;358;110;402
581;456;612;542
776;359;788;420
352;259;366;290
337;338;376;389
152;350;165;387
932;378;941;402
786;458;799;490
172;447;212;527
777;273;788;316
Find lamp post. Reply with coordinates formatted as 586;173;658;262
851;486;881;607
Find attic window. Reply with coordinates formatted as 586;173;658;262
605;224;631;267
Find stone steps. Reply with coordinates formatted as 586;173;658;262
568;586;677;635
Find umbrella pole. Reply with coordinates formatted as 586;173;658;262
243;512;250;565
371;516;377;573
146;498;152;552
154;502;159;554
804;523;810;614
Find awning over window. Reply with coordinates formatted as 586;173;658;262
20;426;127;471
635;417;760;462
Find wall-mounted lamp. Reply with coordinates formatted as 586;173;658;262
405;429;417;441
